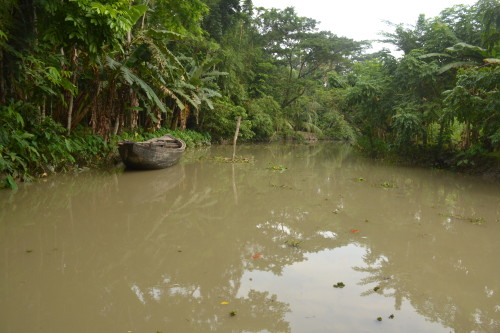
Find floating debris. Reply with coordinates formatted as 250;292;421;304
389;314;395;319
439;213;486;224
229;311;237;317
267;164;287;172
373;286;380;292
377;317;382;321
333;282;345;288
469;217;485;224
270;183;293;189
380;182;395;188
285;240;301;248
213;156;252;163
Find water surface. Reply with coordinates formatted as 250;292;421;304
1;143;499;332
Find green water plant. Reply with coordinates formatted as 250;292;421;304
285;239;301;248
267;163;287;172
333;282;345;288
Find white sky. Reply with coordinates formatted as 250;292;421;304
251;0;478;52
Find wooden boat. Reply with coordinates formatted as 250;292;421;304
118;134;186;170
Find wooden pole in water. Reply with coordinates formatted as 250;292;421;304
232;116;242;161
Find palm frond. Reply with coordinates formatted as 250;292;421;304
106;56;166;113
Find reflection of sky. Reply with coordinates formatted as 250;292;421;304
238;245;448;332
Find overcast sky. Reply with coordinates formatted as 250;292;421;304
251;0;478;52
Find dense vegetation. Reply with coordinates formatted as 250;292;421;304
0;0;499;189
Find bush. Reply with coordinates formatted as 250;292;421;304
247;96;281;141
0;101;77;189
201;98;253;142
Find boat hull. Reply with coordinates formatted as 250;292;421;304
118;135;186;170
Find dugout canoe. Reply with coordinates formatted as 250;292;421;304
118;134;186;170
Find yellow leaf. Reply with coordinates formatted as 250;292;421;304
220;301;229;305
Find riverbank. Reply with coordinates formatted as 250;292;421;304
0;126;211;190
362;146;500;182
3;128;499;190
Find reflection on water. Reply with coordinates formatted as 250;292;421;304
1;143;499;333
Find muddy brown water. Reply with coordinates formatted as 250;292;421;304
1;143;499;333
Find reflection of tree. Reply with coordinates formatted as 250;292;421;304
345;165;500;333
1;143;499;332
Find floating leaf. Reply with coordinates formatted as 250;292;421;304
229;311;237;317
377;317;382;321
349;229;360;233
252;254;262;259
389;314;395;319
373;286;380;292
220;301;229;305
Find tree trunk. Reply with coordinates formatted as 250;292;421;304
0;50;5;104
66;47;78;135
437;121;445;149
171;107;179;130
41;98;46;122
113;113;121;135
129;89;139;131
155;107;162;130
67;87;75;134
464;120;471;150
180;104;190;130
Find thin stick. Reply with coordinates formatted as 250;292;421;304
232;116;242;161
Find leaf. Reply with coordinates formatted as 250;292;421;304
438;61;477;74
220;301;229;305
484;58;500;64
252;254;262;259
349;229;360;233
4;174;18;190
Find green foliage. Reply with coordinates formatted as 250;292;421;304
392;103;423;149
118;128;211;148
146;0;208;36
1;0;498;187
321;111;356;142
0;102;75;188
443;64;500;150
246;96;279;141
200;98;252;142
344;60;393;141
40;0;147;57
